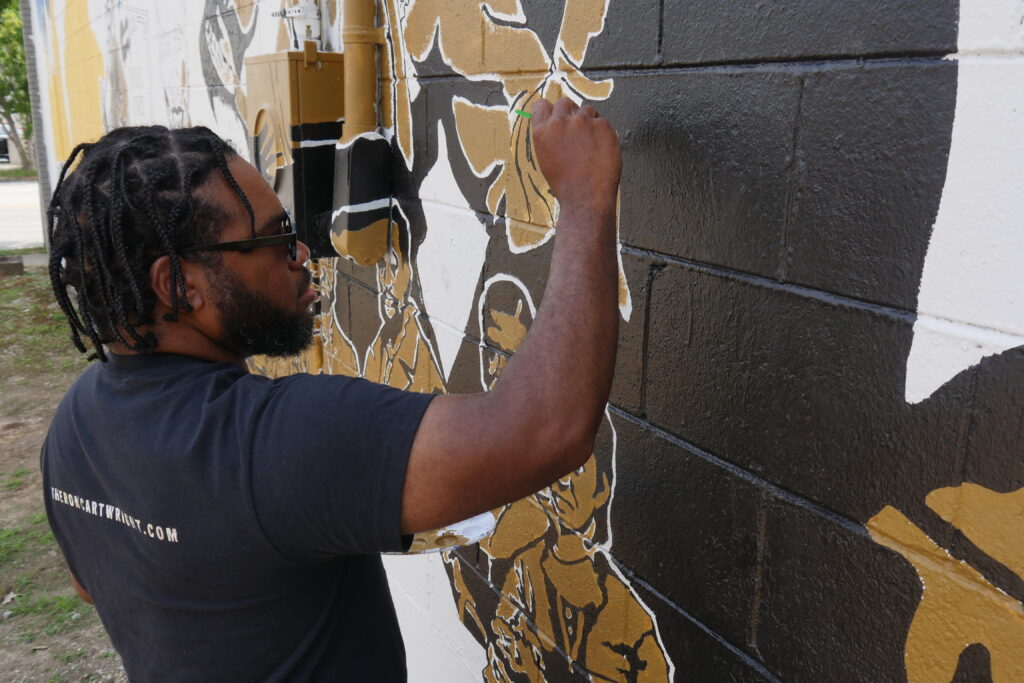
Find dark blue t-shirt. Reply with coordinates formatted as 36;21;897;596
41;352;434;682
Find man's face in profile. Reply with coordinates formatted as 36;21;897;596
197;157;315;359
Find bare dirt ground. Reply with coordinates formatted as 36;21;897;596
0;263;127;682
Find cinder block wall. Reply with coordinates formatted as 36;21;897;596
30;1;1024;680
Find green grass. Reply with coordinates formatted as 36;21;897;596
0;269;88;375
0;246;46;256
0;167;38;180
5;467;30;490
3;517;90;644
10;594;82;638
0;265;101;665
0;519;54;566
56;647;86;664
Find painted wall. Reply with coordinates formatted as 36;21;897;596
29;0;1024;680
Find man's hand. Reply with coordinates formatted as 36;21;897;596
530;98;622;209
400;98;621;534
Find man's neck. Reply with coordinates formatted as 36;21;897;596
108;309;247;369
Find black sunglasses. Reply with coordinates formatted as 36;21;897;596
181;214;298;261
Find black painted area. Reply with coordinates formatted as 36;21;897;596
291;121;342;141
583;0;661;68
627;579;773;682
609;251;658;414
756;498;919;682
951;643;993;682
610;415;760;650
439;335;485;396
661;0;958;65
643;264;969;523
289;146;338;258
784;60;957;308
950;348;1024;606
604;69;800;278
963;347;1024;491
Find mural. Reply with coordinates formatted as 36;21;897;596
453;275;672;681
28;0;1024;680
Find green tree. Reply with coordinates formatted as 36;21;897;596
0;3;33;169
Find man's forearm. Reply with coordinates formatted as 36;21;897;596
489;195;620;472
399;98;624;533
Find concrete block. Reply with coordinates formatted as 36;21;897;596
662;0;958;65
757;498;921;681
626;578;770;682
783;60;957;308
609;250;659;414
609;415;760;650
605;69;800;277
643;264;968;522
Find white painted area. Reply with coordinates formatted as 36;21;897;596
0;182;45;249
956;0;1024;55
905;1;1024;403
298;138;337;148
336;131;388;149
389;511;497;556
416;122;490;380
330;197;392;222
383;553;485;682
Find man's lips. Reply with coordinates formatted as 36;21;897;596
297;269;315;305
298;285;316;306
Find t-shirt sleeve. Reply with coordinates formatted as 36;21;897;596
248;374;435;559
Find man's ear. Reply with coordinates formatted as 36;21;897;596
149;255;205;313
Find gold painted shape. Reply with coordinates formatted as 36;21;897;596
330;217;390;267
926;483;1024;579
868;504;1024;682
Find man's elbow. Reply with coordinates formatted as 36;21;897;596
539;417;601;475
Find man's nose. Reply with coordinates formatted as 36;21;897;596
293;239;311;265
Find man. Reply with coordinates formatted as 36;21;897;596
41;97;621;680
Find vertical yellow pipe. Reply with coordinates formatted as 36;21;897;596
341;0;382;143
334;0;388;264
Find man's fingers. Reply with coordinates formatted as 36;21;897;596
579;105;599;118
530;98;553;122
553;97;578;117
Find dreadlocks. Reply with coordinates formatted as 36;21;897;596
47;126;256;361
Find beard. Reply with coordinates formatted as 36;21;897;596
208;267;314;358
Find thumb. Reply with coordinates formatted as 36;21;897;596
530;98;553;124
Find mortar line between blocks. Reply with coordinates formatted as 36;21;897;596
609;557;782;682
620;244;917;324
607;404;873;539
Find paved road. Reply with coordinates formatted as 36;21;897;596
0;181;45;250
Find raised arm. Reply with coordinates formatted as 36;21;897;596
400;97;622;534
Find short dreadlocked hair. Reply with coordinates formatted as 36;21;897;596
47;126;256;361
